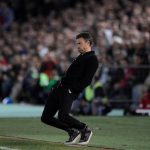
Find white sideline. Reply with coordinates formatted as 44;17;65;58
0;146;19;150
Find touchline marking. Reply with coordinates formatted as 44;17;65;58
0;135;122;150
0;146;19;150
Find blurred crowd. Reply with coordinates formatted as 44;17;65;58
0;0;150;115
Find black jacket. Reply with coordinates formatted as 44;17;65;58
61;51;98;94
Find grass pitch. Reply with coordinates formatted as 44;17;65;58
0;117;150;150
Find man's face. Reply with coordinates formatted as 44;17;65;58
76;37;90;53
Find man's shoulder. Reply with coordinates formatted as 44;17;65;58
85;54;98;66
86;52;98;61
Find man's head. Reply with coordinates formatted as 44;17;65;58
76;32;93;54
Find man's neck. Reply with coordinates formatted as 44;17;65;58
81;48;92;54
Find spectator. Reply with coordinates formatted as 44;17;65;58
139;87;150;109
0;2;14;30
130;53;149;112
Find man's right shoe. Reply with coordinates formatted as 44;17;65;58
65;129;81;145
78;127;93;145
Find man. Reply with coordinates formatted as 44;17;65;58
41;32;98;145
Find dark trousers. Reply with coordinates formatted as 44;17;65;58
41;85;86;132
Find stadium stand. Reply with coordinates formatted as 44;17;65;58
0;0;150;115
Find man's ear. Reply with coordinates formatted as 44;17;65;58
86;40;91;46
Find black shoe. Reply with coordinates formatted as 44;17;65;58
78;127;93;145
65;129;81;145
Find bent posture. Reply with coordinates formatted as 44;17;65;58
41;32;98;145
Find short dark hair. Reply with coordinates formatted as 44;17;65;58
76;32;93;46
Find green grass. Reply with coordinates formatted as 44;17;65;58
0;117;150;150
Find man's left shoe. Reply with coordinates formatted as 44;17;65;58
65;129;81;145
78;127;93;145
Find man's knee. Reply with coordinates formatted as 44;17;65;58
41;114;46;123
41;112;50;124
41;113;56;125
